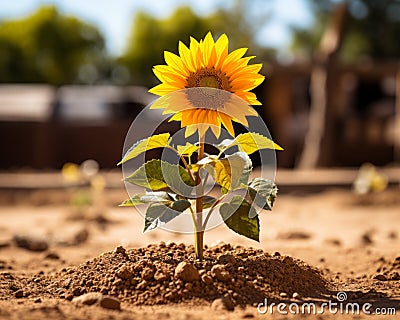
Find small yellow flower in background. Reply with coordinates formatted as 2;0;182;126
61;162;81;183
149;32;265;138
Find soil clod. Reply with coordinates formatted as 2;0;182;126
174;262;200;282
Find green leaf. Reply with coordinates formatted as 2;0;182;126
118;133;170;165
248;178;278;210
162;162;196;194
217;132;283;155
119;191;172;206
187;195;217;209
170;199;192;211
202;195;217;209
177;142;199;157
124;159;194;192
144;200;191;232
219;196;259;242
203;152;252;192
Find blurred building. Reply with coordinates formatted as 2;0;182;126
262;61;398;168
0;85;154;169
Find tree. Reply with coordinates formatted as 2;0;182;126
0;6;108;85
291;0;400;61
119;4;276;86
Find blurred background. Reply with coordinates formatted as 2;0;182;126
0;0;399;275
0;0;399;170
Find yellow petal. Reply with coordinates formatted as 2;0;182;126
223;56;255;77
168;111;183;122
234;91;262;105
221;48;248;70
180;109;196;127
149;83;180;96
210;123;221;138
164;51;189;76
189;37;202;69
179;41;196;72
214;34;229;69
207;110;221;137
197;124;207;139
218;112;235;136
153;65;187;82
230;64;263;78
185;124;198;138
201;32;215;67
153;68;186;87
230;76;265;92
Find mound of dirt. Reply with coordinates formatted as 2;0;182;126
34;242;332;307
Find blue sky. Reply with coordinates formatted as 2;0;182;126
0;0;312;56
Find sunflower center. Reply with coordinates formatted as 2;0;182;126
186;68;231;91
199;76;219;89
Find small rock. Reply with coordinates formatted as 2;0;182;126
211;297;234;311
282;256;293;264
361;232;373;245
44;252;60;260
9;284;19;292
62;278;72;288
373;274;387;281
136;279;147;290
73;228;89;245
164;291;175;300
66;294;74;301
184;283;193;291
277;231;311;240
388;231;397;240
34;297;42;303
114;246;126;255
211;265;230;282
165;240;174;247
73;292;102;306
141;267;155;280
292;292;301;299
390;272;400;280
174;262;200;282
324;238;342;246
242;313;255;318
0;240;10;249
279;292;288;298
13;235;48;252
99;296;121;310
201;274;214;285
217;254;236;265
14;290;24;298
272;251;281;257
116;266;133;279
154;270;169;282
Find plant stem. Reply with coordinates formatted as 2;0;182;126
202;194;225;230
194;136;205;260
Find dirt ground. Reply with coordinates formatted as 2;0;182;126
0;178;399;319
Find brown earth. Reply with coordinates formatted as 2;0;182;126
0;184;399;319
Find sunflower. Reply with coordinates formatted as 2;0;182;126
149;32;265;138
